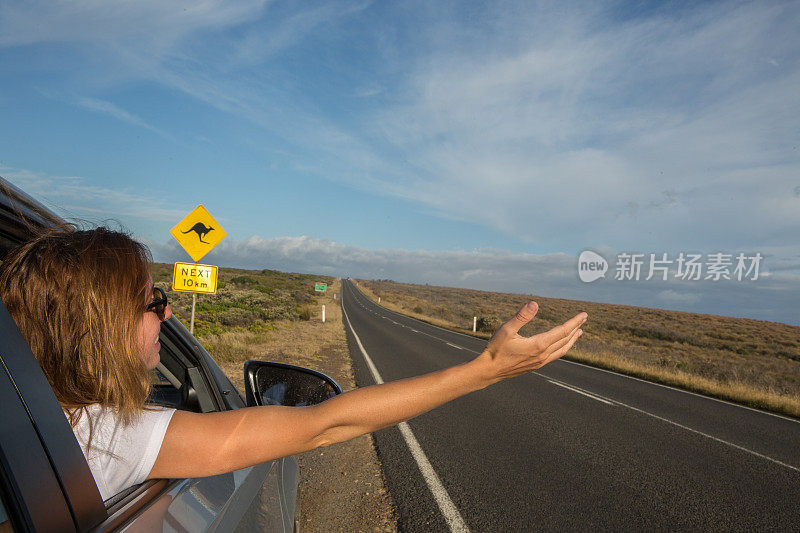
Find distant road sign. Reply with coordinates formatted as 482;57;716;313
173;262;219;294
315;282;327;292
170;205;227;262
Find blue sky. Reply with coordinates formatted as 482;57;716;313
1;0;798;325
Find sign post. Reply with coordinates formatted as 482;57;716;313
170;205;227;334
315;283;327;324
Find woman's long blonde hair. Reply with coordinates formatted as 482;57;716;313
0;225;154;428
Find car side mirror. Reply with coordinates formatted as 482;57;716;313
244;360;342;407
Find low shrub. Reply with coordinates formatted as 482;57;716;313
298;305;313;321
220;307;259;327
476;315;502;333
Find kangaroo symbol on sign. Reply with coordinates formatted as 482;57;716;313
182;222;214;244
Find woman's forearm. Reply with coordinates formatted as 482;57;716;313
311;351;496;447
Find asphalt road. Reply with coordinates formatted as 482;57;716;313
340;279;800;532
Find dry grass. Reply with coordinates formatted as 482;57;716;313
353;279;800;419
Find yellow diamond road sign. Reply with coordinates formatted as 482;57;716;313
170;205;227;262
172;262;219;294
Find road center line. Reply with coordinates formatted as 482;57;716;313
446;342;464;350
555;358;800;424
341;291;471;533
611;395;800;473
540;374;800;473
547;379;615;405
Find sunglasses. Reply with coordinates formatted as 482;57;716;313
146;286;169;321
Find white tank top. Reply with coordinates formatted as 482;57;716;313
70;404;176;501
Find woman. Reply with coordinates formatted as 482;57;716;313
0;225;587;501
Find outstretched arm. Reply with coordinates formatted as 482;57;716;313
149;302;587;479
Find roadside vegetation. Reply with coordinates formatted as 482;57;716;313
353;279;800;419
150;263;350;393
151;263;332;340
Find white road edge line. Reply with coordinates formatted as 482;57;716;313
547;380;615;406
341;292;471;533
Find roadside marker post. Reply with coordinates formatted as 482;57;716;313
170;205;227;334
473;317;477;332
322;305;326;323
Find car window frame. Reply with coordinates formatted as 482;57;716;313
0;362;73;533
160;317;245;411
0;299;107;532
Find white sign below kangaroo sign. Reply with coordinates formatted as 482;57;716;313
170;204;227;262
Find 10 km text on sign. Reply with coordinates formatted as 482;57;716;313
173;263;219;294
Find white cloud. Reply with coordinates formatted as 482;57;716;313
74;97;174;141
0;0;269;48
656;290;701;306
360;1;800;254
0;166;185;222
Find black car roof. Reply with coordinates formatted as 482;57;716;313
0;176;65;259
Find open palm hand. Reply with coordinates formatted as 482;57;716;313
480;302;587;382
